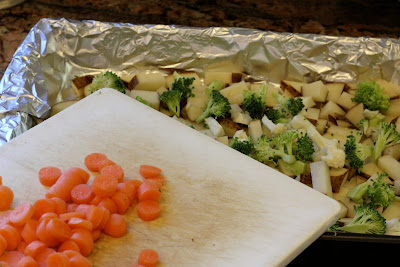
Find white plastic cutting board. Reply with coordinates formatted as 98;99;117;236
0;89;340;267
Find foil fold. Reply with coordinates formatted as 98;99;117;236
1;18;400;144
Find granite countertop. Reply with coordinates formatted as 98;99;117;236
1;0;400;78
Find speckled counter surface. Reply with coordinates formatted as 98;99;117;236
1;0;400;78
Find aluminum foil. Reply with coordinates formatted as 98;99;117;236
1;17;400;145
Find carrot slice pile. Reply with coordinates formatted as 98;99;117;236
0;155;164;266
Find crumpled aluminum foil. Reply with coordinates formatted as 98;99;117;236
1;18;400;145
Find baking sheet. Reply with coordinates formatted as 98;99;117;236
0;88;341;267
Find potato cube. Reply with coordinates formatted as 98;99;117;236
302;80;328;102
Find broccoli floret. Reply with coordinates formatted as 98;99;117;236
90;71;126;94
135;96;153;109
373;121;400;162
264;108;288;124
344;135;373;171
337;204;386;235
229;137;254;155
196;90;231;123
205;80;224;96
242;83;267;119
352;81;390;112
253;135;296;165
347;182;369;204
169;74;195;101
366;173;396;208
294;133;315;162
159;90;183;117
273;93;305;116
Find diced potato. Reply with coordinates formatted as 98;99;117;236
345;83;357;90
230;104;252;125
233;129;248;140
360;162;384;180
382;201;400;220
323;125;361;150
83;84;92;97
336;120;353;128
383;99;400;123
156;86;168;95
303;108;320;121
220;81;249;105
336;92;357;110
280;80;304;97
356;175;367;185
261;124;273;139
129;72;166;91
166;72;202;89
50;100;80;117
377;155;400;181
319;101;346;120
383;143;400;161
395;180;400;196
326;83;345;103
204;71;241;85
361;138;374;147
215;136;229;146
376;79;400;99
185;88;209;121
316;119;328;134
337;200;348;218
72;75;93;98
251;83;280;108
310;161;333;197
300;96;316;109
130;90;160;110
248;120;263;142
345;103;365;127
301;80;328;102
204;117;225;138
330;167;349;193
219;118;242;138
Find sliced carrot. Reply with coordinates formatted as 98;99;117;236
137;249;159;267
59;212;85;222
145;175;165;189
137;180;160;202
20;219;39;244
67;218;93;232
10;202;35;227
50;198;67;215
58;240;80;253
66;204;78;213
85;206;103;230
16;256;38;267
137;200;161;222
24;241;46;259
111;191;130;215
97;159;115;172
91;229;101;242
91;174;118;198
17;241;27;253
117;181;136;205
38;167;62;187
100;165;124;183
70;229;93;257
139;165;162;179
45;168;90;202
70;184;94;205
0;234;6;257
89;196;102;206
97;208;110;231
97;198;117;214
130;180;143;190
0;211;12;227
35;218;58;248
103;214;127;238
34;247;55;266
128;265;145;267
38;213;57;223
0;251;24;267
68;254;92;267
46;252;69;267
33;199;55;220
46;218;72;243
74;204;91;216
0;224;20;251
61;250;79;259
0;261;9;267
84;153;108;172
0;184;14;211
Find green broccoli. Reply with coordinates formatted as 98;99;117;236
135;96;153;109
205;80;224;96
159;90;183;117
229;137;254;156
169;75;195;101
253;135;296;165
293;133;315;162
196;89;231;123
337;204;386;235
242;84;267;119
366;173;396;208
90;71;126;94
352;81;390;112
373;121;400;162
344;135;373;171
264;108;288;124
273;92;304;116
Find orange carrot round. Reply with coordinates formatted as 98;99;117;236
137;180;160;202
46;218;72;243
46;252;69;267
139;165;162;178
91;229;101;242
71;184;94;205
20;219;39;244
16;255;38;267
111;191;130;215
33;199;55;220
58;240;80;253
145;175;165;189
89;196;102;206
59;212;85;222
84;153;108;172
91;174;118;198
70;229;93;257
45;168;90;202
10;202;35;227
74;204;90;216
0;224;20;251
85;206;104;230
100;165;124;182
67;218;93;232
68;253;92;267
51;198;67;215
34;247;55;265
0;184;14;211
0;234;6;257
66;204;78;213
97;159;116;172
24;241;46;259
97;207;110;231
0;251;24;267
35;218;58;248
103;214;127;238
38;167;62;187
137;249;159;267
0;210;12;227
117;181;136;205
38;212;58;223
17;241;27;254
97;198;118;215
137;201;161;222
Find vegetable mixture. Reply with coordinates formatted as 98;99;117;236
66;68;400;236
